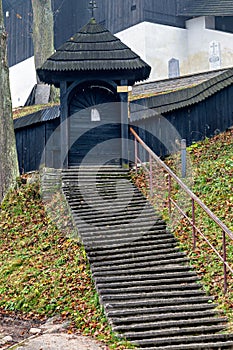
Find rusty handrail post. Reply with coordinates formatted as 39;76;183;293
192;198;196;249
168;174;172;215
223;230;227;294
149;154;153;197
134;136;138;173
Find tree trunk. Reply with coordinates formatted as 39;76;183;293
32;0;54;71
0;0;19;202
31;0;57;103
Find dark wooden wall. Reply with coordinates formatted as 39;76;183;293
15;119;60;174
132;85;233;159
143;0;187;28
215;16;233;34
3;0;33;67
53;0;90;49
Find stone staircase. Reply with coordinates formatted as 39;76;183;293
61;166;233;350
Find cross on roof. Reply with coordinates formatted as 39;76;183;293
88;0;98;18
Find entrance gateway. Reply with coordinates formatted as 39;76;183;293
37;17;151;168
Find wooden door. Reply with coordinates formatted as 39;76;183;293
68;82;121;166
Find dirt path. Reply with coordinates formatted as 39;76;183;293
0;314;109;350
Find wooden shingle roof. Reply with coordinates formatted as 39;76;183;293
37;18;151;85
130;68;233;120
14;106;60;130
178;0;233;16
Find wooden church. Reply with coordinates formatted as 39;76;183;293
37;15;150;169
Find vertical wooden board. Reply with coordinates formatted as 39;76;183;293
227;86;233;127
28;127;36;171
4;0;33;67
15;131;23;174
23;128;29;173
36;124;44;169
46;119;61;169
21;129;27;174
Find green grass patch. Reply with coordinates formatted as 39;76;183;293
0;175;133;349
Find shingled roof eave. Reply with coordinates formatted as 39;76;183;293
177;0;233;17
130;68;233;121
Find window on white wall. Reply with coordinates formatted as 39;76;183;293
168;58;180;79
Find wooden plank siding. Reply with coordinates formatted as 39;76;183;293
132;84;233;160
15;119;60;174
3;0;33;67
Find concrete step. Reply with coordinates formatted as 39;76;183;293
132;333;233;349
80;230;173;243
76;222;167;235
113;316;227;332
92;258;189;273
92;252;186;267
72;213;163;226
106;303;218;318
101;290;206;303
71;206;157;220
92;264;192;277
111;309;222;325
85;237;178;251
103;296;215;310
89;246;182;262
96;277;201;291
94;271;199;284
98;284;203;296
140;341;233;350
127;324;226;340
88;242;180;257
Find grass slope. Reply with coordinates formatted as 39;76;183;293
178;130;233;327
0;176;131;349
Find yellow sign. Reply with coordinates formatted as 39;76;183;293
117;86;130;93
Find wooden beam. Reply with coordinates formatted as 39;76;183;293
60;81;69;169
119;80;129;169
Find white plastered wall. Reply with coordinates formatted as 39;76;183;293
116;21;187;81
9;56;37;108
116;17;233;82
186;16;233;74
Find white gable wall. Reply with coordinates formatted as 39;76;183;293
186;16;233;74
143;22;188;80
116;17;233;82
116;22;187;81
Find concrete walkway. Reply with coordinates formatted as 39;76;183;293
12;333;107;350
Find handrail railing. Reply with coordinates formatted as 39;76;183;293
130;127;233;293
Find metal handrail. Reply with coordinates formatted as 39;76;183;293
130;127;233;293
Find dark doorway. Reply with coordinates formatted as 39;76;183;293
68;81;121;166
